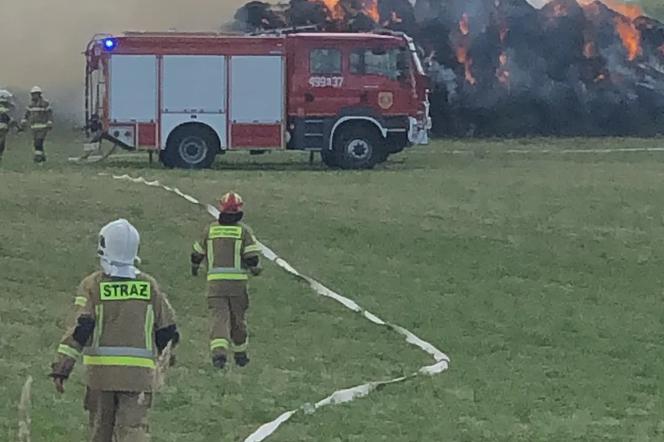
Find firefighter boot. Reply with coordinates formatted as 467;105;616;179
34;139;46;163
212;354;227;369
234;352;250;367
33;150;46;163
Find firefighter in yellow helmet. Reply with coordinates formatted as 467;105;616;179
191;192;262;369
22;86;53;163
0;90;18;162
50;219;180;442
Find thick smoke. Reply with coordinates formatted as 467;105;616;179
0;0;248;121
235;0;664;137
420;0;664;136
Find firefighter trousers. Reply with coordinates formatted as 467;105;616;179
208;294;249;358
84;389;152;442
32;129;48;155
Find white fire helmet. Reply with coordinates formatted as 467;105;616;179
97;219;141;278
0;89;13;102
30;86;42;94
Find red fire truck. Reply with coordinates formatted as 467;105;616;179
84;30;431;169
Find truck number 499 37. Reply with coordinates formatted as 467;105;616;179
309;76;344;88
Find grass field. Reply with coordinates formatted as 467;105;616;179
643;0;664;20
2;133;664;441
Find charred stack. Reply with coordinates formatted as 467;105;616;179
235;0;664;137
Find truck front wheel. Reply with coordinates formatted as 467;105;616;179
333;126;384;170
163;124;218;169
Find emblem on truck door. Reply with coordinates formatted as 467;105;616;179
378;92;394;110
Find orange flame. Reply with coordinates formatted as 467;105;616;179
459;13;470;36
456;47;477;85
497;52;510;87
578;0;644;20
456;47;467;64
366;1;379;22
456;13;476;85
322;0;342;20
465;61;477;85
614;17;642;61
320;0;379;22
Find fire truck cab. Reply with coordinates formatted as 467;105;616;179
84;31;430;169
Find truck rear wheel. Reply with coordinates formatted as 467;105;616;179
163;124;218;169
333;126;383;170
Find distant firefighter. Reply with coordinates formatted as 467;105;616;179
22;86;53;163
0;90;18;162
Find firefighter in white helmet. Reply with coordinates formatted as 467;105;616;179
0;89;18;162
50;219;180;442
22;86;53;163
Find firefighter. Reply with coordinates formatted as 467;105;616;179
0;90;17;162
191;192;262;369
22;85;53;163
50;219;180;442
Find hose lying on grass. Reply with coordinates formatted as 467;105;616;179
106;173;451;441
18;376;33;442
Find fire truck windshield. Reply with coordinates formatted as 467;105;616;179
350;47;406;81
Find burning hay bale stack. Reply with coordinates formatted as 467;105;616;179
235;0;664;137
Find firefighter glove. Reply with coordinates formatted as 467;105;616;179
191;252;204;276
49;358;76;393
52;376;65;394
156;325;180;353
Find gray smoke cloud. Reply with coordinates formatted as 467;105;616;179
0;0;247;121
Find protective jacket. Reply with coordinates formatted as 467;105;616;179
24;97;52;130
193;222;262;297
0;102;15;134
53;271;178;392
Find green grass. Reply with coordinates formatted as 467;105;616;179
643;0;664;20
2;133;664;441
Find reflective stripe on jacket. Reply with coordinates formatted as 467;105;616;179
24;97;52;129
193;222;260;295
55;271;176;392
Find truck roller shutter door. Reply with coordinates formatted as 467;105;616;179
229;56;285;150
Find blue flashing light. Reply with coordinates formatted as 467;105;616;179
102;38;117;51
